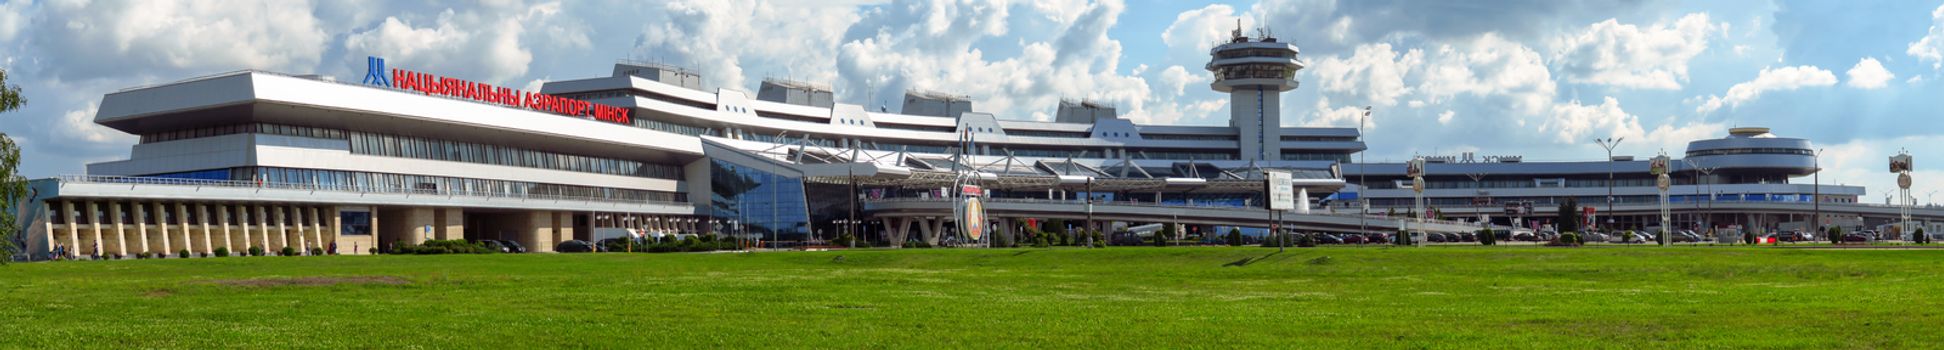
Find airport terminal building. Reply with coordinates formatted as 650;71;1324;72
3;30;1925;260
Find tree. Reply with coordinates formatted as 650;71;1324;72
1154;223;1174;247
0;67;26;264
1226;227;1243;246
1555;198;1581;234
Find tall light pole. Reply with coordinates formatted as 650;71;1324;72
1359;106;1370;236
1684;159;1716;234
1813;148;1823;233
1595;137;1624;231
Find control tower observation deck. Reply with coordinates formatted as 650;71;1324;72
1207;27;1303;162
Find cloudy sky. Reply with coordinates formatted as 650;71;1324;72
1;0;1942;203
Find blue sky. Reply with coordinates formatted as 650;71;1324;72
1;0;1942;203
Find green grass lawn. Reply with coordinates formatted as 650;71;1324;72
2;246;1939;348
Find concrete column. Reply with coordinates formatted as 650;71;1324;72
281;206;291;252
42;207;55;259
175;203;191;256
220;204;234;253
293;206;308;254
110;202;133;256
915;217;935;246
257;205;271;252
87;202;111;258
131;202;151;256
63;201;78;259
310;207;324;252
154;201;172;254
240;205;254;252
554;211;574;246
198;204;213;255
436;207;465;240
518;211;556;253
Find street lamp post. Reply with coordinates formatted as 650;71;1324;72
1813;148;1823;233
1595;137;1625;231
1359;106;1371;236
1684;159;1716;236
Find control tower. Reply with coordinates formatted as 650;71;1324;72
1207;26;1302;161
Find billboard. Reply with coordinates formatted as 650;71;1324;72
960;197;986;240
1406;158;1425;178
1649;155;1670;175
1891;154;1913;173
1265;170;1295;211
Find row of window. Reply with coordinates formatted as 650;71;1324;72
1281;153;1353;162
1144;134;1239;141
1685;148;1815;157
142;123;682;180
1214;48;1295;60
346;132;682;180
1214;64;1295;81
146;167;685;203
140;123;348;144
1007;130;1091;138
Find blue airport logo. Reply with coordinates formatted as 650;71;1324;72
362;56;391;87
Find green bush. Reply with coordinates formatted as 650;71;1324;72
1296;233;1316;247
310;247;325;256
178;249;190;258
1477;229;1496;246
1827;226;1842;244
1548;232;1582;247
280;246;298;256
391;239;498;255
1743;231;1758;245
248;246;264;257
214;247;230;257
1226;228;1244;246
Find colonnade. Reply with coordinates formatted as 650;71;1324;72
41;200;345;259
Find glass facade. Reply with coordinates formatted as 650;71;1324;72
346;132;681;179
145;167;685;203
140;123;682;180
710;160;809;240
339;211;373;235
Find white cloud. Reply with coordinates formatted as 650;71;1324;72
1305;96;1367;128
1909;75;1926;86
635;0;862;91
1417;33;1557;116
345;1;590;84
34;0;330;80
0;0;31;43
1550;13;1720;90
1308;43;1422;107
1908;4;1944;69
1544;97;1643;144
1844;57;1894;89
1436;110;1454;125
57;102;125;144
1155;65;1205;98
1694;65;1837;114
835;0;1174;124
1159;4;1251;66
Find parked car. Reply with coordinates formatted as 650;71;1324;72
555;240;595;253
1455;232;1477;242
1671;230;1701;243
499;240;527;253
1365;233;1391;244
1314;233;1345;245
1842;233;1872;243
1511;231;1538;242
1341;233;1367;244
